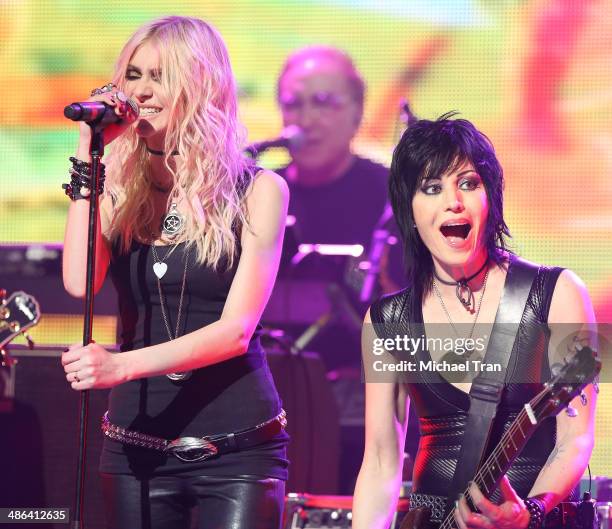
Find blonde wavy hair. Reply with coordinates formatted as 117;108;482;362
104;16;254;269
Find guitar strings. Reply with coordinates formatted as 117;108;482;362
437;390;550;529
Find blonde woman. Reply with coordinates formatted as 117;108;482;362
61;16;289;529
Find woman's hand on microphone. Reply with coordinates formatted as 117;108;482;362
77;85;139;151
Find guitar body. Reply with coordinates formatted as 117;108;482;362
399;506;439;529
0;290;40;348
0;290;40;368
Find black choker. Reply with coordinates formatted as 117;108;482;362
146;146;179;156
433;258;489;309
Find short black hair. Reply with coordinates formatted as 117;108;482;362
389;112;511;295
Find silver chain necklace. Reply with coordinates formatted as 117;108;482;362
433;268;489;357
151;241;180;279
150;244;191;381
433;258;489;309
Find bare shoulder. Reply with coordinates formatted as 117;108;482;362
247;168;289;205
241;169;289;244
548;268;595;324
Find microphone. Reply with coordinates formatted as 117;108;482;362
246;125;304;156
64;98;139;126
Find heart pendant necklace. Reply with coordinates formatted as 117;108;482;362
150;242;180;279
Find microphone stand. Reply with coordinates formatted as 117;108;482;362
72;124;104;529
291;283;362;354
359;203;395;304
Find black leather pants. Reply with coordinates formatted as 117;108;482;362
100;473;285;529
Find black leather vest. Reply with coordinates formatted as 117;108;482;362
370;257;564;501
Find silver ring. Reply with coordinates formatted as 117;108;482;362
90;83;116;96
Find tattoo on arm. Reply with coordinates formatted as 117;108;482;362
542;444;567;470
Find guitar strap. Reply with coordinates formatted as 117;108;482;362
444;255;539;516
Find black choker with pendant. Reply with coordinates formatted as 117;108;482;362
433;258;489;309
146;146;179;156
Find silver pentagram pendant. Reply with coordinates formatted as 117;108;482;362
162;203;184;238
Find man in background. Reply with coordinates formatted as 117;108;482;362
269;46;409;495
276;45;391;257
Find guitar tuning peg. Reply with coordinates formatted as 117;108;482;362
565;406;578;418
580;391;588;406
22;332;35;350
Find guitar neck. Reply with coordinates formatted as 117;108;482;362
472;407;539;497
437;404;540;529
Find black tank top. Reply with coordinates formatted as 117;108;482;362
99;240;288;478
370;256;564;501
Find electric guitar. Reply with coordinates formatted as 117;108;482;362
0;290;41;366
400;345;601;529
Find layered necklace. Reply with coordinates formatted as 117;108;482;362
432;258;489;309
151;241;179;279
150;243;192;382
149;193;185;278
433;265;490;379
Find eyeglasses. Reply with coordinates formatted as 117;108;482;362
279;91;351;115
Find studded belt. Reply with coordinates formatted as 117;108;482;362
408;492;447;522
101;409;287;462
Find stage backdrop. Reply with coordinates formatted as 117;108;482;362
1;0;610;476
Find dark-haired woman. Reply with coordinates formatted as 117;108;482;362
352;114;596;529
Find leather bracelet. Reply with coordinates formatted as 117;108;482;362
525;498;546;529
63;175;104;200
69;156;106;178
68;169;105;190
62;182;89;201
69;156;93;176
64;157;106;200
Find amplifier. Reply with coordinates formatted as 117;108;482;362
283;493;409;529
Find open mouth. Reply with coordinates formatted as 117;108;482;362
440;222;471;240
